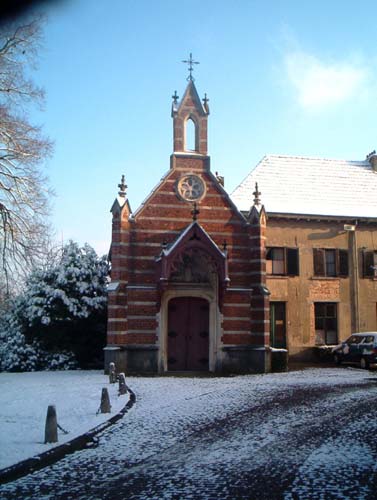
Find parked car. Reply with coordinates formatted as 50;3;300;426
332;332;377;369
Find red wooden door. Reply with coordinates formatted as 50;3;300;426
167;297;209;371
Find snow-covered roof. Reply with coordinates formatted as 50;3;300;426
231;154;377;219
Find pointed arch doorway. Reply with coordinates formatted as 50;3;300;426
156;221;229;373
167;296;209;371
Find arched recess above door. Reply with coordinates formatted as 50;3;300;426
156;221;229;310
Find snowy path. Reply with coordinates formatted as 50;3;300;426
1;368;377;499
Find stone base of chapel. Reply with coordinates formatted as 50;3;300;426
220;346;271;374
104;344;271;375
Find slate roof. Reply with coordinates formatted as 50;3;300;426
231;155;377;219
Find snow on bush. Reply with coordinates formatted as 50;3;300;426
0;316;77;372
0;241;109;371
20;241;109;327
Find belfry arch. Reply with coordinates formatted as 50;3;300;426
184;116;197;152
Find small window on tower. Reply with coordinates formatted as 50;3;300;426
185;118;196;151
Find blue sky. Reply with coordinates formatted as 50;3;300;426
27;0;377;255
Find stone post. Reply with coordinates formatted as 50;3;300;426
109;362;117;384
44;405;58;443
100;388;111;413
118;373;127;395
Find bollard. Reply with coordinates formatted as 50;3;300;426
118;373;128;395
45;405;58;443
100;387;111;413
109;362;117;384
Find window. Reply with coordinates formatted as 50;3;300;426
313;249;348;277
185;118;196;151
266;247;299;276
364;335;375;344
363;250;377;278
315;303;338;345
346;335;363;345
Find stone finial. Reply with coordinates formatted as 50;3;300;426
118;175;128;197
171;91;179;116
202;93;210;114
253;182;262;206
215;171;224;186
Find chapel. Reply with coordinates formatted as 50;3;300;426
105;63;270;374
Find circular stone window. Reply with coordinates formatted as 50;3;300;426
177;174;205;201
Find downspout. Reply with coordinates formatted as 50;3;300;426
348;224;360;333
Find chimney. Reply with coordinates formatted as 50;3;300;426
366;150;377;172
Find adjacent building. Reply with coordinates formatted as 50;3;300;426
232;154;377;360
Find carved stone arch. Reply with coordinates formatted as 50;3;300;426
169;247;219;284
156;221;229;310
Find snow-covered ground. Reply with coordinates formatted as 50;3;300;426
0;366;373;473
0;371;128;470
1;367;377;499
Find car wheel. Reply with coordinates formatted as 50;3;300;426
334;353;342;365
360;357;369;370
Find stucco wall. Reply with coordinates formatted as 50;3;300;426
266;218;377;358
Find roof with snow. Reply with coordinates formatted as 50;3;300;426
231;154;377;219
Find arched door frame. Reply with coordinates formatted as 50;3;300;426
158;286;222;373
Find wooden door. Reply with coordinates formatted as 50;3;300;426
167;297;209;371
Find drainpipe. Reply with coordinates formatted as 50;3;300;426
345;223;360;333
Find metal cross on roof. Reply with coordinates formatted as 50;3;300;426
172;90;179;103
182;53;199;81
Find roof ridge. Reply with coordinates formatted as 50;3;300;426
265;153;368;164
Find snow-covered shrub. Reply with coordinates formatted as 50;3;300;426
0;241;109;371
20;241;109;327
0;323;41;372
0;315;77;372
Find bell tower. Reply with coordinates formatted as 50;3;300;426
171;54;210;171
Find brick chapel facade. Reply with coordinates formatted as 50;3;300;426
105;78;271;374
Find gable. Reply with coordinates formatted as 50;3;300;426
133;166;247;227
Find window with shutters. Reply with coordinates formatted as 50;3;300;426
363;250;377;278
266;247;299;276
313;249;348;277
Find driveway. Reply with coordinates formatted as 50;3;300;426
1;368;377;499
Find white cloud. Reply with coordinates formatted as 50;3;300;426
284;51;368;111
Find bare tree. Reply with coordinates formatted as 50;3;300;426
0;15;53;294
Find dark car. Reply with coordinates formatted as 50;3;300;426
332;332;377;369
